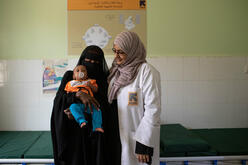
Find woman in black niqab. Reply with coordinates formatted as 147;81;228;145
51;45;116;165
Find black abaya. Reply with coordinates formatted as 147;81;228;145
51;70;106;165
51;45;121;165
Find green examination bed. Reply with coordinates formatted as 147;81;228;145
0;131;53;164
160;124;248;165
0;124;248;165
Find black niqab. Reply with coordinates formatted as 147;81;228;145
78;45;109;96
78;45;109;81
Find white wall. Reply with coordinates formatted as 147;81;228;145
0;56;248;130
152;56;248;129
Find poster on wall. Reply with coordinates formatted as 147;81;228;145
42;59;68;93
67;0;146;56
68;0;146;10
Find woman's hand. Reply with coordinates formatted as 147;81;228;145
76;91;100;112
64;108;74;120
136;154;150;163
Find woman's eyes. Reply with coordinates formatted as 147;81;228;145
84;58;99;64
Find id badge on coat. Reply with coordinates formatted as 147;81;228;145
127;87;142;107
128;92;138;105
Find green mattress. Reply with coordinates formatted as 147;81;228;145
160;124;248;157
1;125;248;159
24;131;53;158
0;132;23;148
160;124;211;157
0;131;53;158
191;128;248;156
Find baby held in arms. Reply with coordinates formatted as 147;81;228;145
65;65;104;133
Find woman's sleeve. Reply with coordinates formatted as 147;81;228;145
135;141;153;155
51;70;77;159
133;64;161;148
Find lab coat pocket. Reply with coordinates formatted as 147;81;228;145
127;87;144;119
127;89;139;106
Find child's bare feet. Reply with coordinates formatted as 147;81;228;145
95;128;104;133
80;122;87;128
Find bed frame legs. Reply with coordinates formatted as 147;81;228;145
160;160;247;165
213;160;218;165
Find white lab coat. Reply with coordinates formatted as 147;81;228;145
108;63;161;165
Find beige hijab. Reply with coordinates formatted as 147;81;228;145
108;31;146;103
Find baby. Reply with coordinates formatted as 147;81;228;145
65;65;104;132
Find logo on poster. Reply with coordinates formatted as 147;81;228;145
140;0;146;8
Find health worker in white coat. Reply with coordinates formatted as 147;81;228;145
108;31;161;165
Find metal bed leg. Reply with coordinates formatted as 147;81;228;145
184;161;188;165
213;160;218;165
241;160;246;165
160;162;166;165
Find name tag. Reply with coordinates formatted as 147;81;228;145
128;92;138;106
